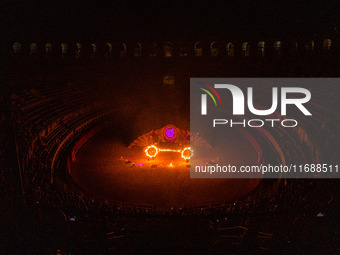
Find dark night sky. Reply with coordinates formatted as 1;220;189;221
1;0;339;41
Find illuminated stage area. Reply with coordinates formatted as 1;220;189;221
129;125;194;161
70;126;260;210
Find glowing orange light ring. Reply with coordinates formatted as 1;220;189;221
145;145;158;158
181;147;193;160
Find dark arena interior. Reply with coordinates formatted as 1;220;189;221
1;1;340;254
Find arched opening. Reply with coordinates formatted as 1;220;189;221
13;42;22;54
194;42;203;57
273;41;282;57
257;41;265;56
120;43;127;57
210;41;218;57
45;43;52;59
149;43;157;57
323;38;332;50
61;43;68;58
29;43;38;55
226;43;234;57
242;42;250;57
75;43;82;59
133;43;142;57
91;43;97;58
164;42;173;57
105;43;112;58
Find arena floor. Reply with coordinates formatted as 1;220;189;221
70;127;261;210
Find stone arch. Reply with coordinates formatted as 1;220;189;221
149;43;158;57
210;41;218;57
13;42;22;53
323;38;331;50
133;42;142;57
45;43;52;58
273;41;281;50
75;43;82;59
273;41;282;57
91;43;97;58
226;42;234;57
61;43;68;58
242;42;250;57
194;42;203;57
106;42;112;58
164;42;173;57
29;43;38;55
257;41;265;56
120;43;127;57
106;43;112;52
